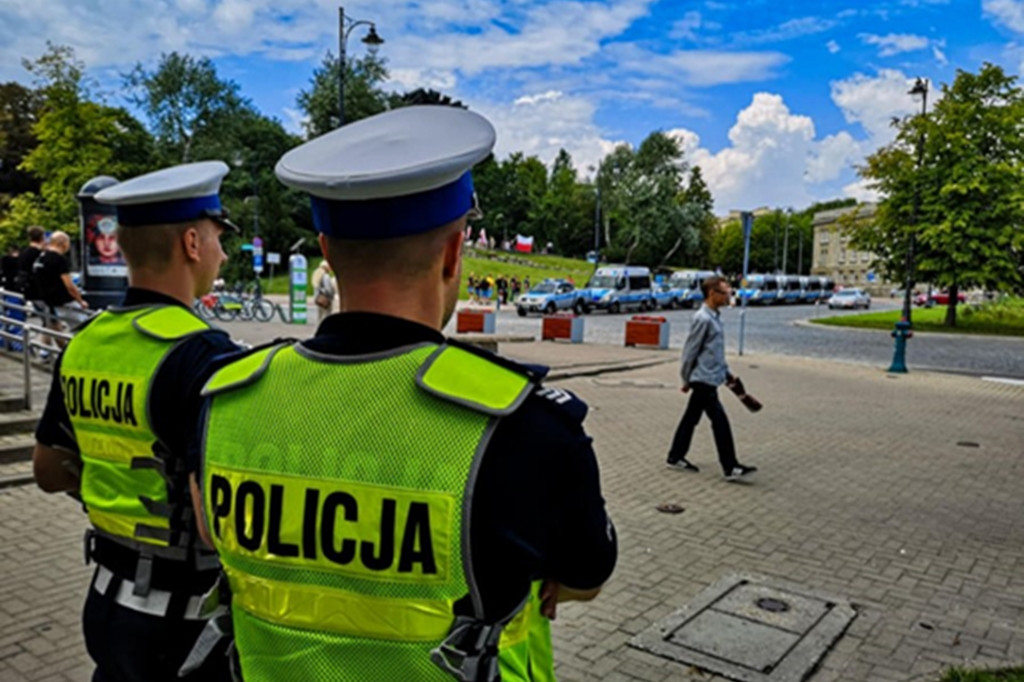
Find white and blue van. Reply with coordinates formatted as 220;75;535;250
799;275;822;303
778;275;803;304
818;276;836;302
738;274;780;304
668;269;717;308
582;265;654;314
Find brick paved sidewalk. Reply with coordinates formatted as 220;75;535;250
1;345;1022;681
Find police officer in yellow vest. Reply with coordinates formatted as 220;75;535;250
192;106;618;681
32;161;240;681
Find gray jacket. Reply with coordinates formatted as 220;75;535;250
680;304;730;387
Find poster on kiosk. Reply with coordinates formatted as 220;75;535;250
77;176;128;309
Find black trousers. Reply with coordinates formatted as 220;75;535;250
84;573;230;682
668;382;738;474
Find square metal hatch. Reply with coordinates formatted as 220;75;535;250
629;574;856;682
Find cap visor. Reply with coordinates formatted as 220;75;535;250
212;216;241;233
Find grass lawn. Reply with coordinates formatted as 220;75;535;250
255;250;597;301
811;297;1024;337
941;667;1024;681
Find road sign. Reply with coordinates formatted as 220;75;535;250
252;237;264;274
267;252;281;265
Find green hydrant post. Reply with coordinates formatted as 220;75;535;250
887;319;912;373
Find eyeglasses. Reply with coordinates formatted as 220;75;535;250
714;288;731;295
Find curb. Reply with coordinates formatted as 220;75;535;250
0;472;34;490
796;317;1024;341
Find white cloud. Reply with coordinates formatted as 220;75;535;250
281;107;307;136
665;93;859;212
830;69;925;149
474;90;617;173
606;43;790;87
983;0;1024;33
859;33;931;56
842;178;880;203
827;40;841;53
933;44;948;64
731;16;838;46
669;11;706;41
388;68;458;93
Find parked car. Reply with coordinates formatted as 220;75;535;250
914;291;966;306
828;288;871;310
516;278;587;316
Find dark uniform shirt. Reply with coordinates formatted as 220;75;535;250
191;312;617;621
36;288;240;472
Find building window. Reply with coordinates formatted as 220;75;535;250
838;250;846;264
861;251;870;263
820;231;830;245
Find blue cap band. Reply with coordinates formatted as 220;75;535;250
310;172;474;238
115;194;222;226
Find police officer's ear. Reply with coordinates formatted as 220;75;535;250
181;224;202;263
440;222;464;282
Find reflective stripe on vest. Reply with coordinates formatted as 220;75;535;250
202;342;553;681
62;305;209;552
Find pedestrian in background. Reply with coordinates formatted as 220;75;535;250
666;275;758;481
311;259;337;323
16;226;45;301
32;231;88;351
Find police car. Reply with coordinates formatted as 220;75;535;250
651;282;684;309
515;279;587;316
580;265;654;314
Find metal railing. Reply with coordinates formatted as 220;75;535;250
0;288;94;411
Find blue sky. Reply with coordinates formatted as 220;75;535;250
3;0;1024;212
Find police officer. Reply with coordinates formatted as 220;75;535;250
32;161;240;681
192;106;617;681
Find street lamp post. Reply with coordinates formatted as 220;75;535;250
889;76;929;374
782;208;792;274
337;6;384;128
588;165;601;262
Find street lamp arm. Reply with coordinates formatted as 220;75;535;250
344;19;376;42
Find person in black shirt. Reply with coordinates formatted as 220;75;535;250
31;231;88;350
32;161;241;682
1;245;20;291
16;225;45;298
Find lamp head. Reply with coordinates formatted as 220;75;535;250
363;25;384;46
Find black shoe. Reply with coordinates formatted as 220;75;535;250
725;464;757;481
666;458;700;473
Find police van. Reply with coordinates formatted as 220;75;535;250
515;278;587;316
778;275;803;304
668;269;717;308
799;275;822;303
582;265;653;314
738;274;780;304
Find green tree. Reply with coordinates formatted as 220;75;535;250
0;82;42;196
4;44;155;235
854;63;1024;326
125;52;247;163
296;51;391;137
678;166;716;268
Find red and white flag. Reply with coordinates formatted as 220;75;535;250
515;234;534;253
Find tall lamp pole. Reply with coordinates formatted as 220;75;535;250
889;77;929;373
589;165;601;263
337;6;384;128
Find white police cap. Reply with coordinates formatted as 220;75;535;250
94;161;239;232
275;106;495;238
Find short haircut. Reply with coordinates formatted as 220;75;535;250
27;226;44;243
702;275;727;298
117;221;206;272
324;219;463;285
49;231;70;248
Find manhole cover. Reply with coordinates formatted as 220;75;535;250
756;598;790;613
629;574;856;682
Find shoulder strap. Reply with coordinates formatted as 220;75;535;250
202;342;291;397
416;343;535;416
132;305;211;341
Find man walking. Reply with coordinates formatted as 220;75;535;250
193;106;617;681
666;275;757;481
32;231;89;350
32;161;240;681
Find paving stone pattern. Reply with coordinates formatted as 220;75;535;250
1;344;1022;681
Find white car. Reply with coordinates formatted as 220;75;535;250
828;288;871;310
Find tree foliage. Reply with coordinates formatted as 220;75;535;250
125;52;247;163
0;81;42;196
853;63;1024;325
296;51;391;137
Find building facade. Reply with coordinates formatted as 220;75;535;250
811;203;893;295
